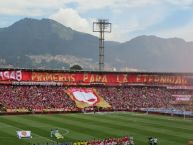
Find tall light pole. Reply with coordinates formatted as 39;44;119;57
93;19;111;71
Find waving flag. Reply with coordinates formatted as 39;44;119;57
16;131;32;139
66;88;110;108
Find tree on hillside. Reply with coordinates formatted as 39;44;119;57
70;64;83;70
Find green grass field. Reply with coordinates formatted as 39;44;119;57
0;112;192;145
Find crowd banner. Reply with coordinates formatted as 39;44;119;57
31;72;189;85
1;69;193;86
0;70;31;81
66;88;111;108
172;95;192;102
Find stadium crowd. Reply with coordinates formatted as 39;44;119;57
97;86;174;111
0;85;77;112
0;85;192;113
86;136;134;145
29;136;134;145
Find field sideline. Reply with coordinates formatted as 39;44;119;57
0;112;192;145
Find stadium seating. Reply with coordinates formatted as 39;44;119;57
97;86;174;111
0;85;77;112
0;85;192;113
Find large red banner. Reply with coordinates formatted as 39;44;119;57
30;71;189;85
0;70;31;81
0;69;192;86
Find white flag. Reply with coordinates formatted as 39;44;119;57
16;131;31;139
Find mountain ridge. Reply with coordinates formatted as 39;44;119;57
0;18;193;72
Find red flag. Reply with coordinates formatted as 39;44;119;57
66;88;111;108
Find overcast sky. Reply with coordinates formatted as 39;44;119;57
0;0;193;42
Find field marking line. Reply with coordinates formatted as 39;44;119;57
0;137;13;138
0;125;70;140
37;126;70;136
0;123;57;143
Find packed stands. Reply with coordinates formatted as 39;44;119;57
86;136;133;145
0;85;77;112
97;86;173;111
28;136;134;145
0;84;192;114
0;69;192;114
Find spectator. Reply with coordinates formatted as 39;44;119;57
188;140;193;145
0;85;192;113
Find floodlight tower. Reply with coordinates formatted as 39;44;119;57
93;19;111;71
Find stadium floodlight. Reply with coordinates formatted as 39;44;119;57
93;19;112;71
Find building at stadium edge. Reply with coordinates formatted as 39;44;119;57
0;68;192;115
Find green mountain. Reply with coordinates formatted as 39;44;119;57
110;35;193;72
0;18;193;72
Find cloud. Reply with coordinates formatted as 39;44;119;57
49;8;118;41
49;8;93;34
49;3;166;42
0;0;72;16
0;0;193;42
0;0;191;16
157;20;193;41
106;2;167;42
74;0;159;12
164;0;193;6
